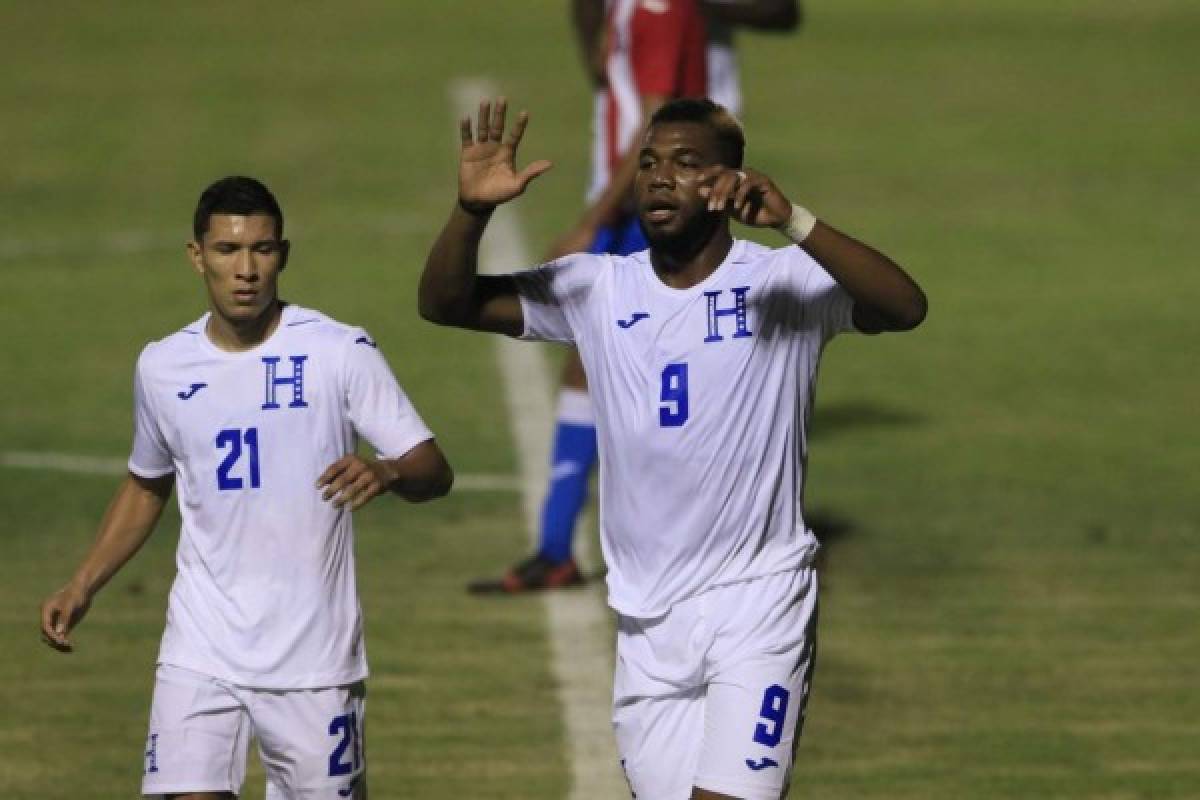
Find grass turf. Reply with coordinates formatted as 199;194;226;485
1;0;1196;796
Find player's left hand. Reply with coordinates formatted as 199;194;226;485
317;455;396;511
700;167;792;229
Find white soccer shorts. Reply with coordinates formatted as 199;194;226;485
141;664;367;799
613;568;818;800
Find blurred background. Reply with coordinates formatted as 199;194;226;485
1;1;1196;797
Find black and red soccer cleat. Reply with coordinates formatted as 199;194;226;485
467;554;586;594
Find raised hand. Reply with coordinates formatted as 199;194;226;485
458;97;553;213
700;167;792;229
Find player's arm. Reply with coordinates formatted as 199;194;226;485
40;472;174;653
572;0;607;87
701;0;801;31
549;93;669;258
705;167;927;332
419;98;553;336
318;440;453;509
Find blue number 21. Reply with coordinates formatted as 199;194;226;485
216;427;261;490
329;711;361;776
659;363;689;427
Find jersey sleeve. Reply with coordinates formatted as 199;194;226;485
127;349;174;479
512;253;602;343
788;246;857;342
631;0;705;98
342;331;434;459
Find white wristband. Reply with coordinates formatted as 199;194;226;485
777;203;817;244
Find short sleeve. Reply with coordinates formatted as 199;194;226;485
342;331;434;459
127;351;174;479
512;253;603;343
789;247;857;342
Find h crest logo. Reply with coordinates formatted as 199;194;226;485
145;733;159;774
261;355;309;410
703;287;753;343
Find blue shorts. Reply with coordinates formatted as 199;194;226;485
588;215;647;256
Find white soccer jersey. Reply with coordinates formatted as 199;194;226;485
515;240;855;617
128;304;433;688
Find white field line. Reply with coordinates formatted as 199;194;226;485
451;78;622;800
0;450;520;491
0;214;428;262
0;231;179;260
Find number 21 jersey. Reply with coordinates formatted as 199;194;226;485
128;304;433;688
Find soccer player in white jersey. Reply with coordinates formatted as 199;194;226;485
39;176;453;800
483;0;803;593
420;98;926;798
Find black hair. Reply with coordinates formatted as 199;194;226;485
192;176;284;241
648;98;745;168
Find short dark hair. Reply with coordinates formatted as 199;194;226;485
193;176;284;241
649;98;745;168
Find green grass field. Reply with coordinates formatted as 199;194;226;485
2;1;1197;797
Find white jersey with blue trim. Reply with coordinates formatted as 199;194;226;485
128;303;433;688
515;240;855;618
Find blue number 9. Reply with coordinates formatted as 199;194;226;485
659;363;689;427
753;684;791;748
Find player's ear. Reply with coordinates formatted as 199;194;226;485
278;239;290;271
186;239;205;276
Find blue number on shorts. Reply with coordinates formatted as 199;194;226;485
216;427;261;490
328;711;360;776
752;684;791;748
659;363;689;427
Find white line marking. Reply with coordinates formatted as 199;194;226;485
1;451;128;475
451;77;621;800
0;450;520;491
0;231;178;260
0;214;428;262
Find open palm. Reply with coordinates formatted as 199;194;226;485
459;98;552;211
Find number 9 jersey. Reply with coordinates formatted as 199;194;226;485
514;240;856;618
128;304;434;688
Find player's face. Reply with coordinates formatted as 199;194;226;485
635;121;726;247
188;213;288;325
